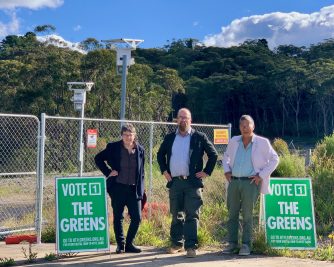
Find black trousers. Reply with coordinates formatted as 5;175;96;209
110;182;141;246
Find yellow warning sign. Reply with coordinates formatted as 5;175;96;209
214;129;229;144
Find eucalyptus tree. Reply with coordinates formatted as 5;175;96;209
126;64;154;120
308;59;334;136
80;49;118;118
34;24;56;35
80;38;103;52
152;68;184;119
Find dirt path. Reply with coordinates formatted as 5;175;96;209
1;243;332;266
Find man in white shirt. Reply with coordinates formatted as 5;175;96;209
222;115;279;256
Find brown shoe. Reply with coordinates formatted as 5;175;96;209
167;245;185;254
186;248;197;258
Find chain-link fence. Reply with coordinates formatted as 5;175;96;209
38;114;230;237
0;114;39;237
0;113;230;240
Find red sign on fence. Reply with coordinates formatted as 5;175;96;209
87;129;98;148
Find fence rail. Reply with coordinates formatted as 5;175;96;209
0;113;39;237
1;113;231;241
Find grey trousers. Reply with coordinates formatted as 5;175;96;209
169;178;203;249
226;179;260;246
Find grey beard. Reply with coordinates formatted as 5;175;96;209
178;125;188;132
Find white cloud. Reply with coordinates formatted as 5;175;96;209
0;0;63;10
37;34;86;54
73;25;82;31
204;5;334;49
193;21;199;27
0;1;63;38
0;11;19;38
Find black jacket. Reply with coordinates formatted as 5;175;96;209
157;129;218;188
94;140;145;200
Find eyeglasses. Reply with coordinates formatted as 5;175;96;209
178;116;191;120
122;133;135;137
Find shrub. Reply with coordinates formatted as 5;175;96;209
272;154;306;177
309;134;334;235
44;253;58;261
312;170;334;234
0;257;15;266
272;138;290;156
252;229;276;255
41;224;56;243
21;243;38;263
198;227;215;247
271;138;306;177
312;133;334;171
135;219;168;247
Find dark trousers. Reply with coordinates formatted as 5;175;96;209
169;178;203;249
110;183;141;246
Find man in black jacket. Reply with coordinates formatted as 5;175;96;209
157;108;218;258
95;123;145;254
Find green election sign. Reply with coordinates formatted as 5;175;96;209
264;178;317;249
56;176;110;253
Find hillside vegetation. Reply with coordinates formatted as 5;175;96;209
1;30;334;138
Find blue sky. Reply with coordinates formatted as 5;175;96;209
0;0;334;49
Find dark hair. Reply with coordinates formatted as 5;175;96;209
121;123;136;135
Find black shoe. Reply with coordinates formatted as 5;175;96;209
125;243;142;253
116;244;125;254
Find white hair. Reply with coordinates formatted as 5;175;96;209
239;115;255;126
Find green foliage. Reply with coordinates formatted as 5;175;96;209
0;258;15;266
44;252;58;261
135;219;169;247
80;38;102;52
200;202;228;245
311;170;334;234
252;229;277;255
272;138;290;156
21;243;38;263
41;224;56;243
312;133;334;170
108;226;116;245
252;229;334;261
313;245;334;261
34;24;56;34
272;153;306;177
309;134;334;235
198;227;215;247
272;138;308;177
1;30;334;138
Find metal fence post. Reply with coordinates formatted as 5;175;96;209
78;105;85;177
35;113;46;244
306;149;312;167
34;119;41;243
228;123;232;141
224;123;233;202
148;123;154;219
259;194;265;231
30;116;230;233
